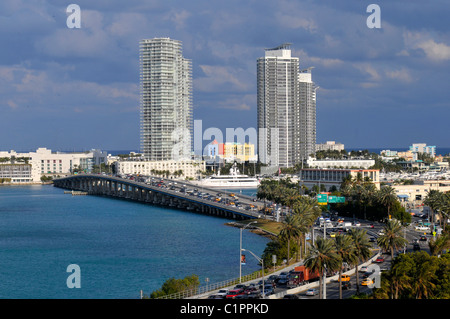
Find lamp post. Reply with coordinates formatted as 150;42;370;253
240;221;257;283
242;248;265;298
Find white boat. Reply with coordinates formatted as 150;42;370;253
191;163;260;189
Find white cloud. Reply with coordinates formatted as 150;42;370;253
404;31;450;62
195;65;250;92
385;68;414;83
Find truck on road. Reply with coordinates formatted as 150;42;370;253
286;266;320;288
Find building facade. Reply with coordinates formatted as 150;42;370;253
0;148;107;183
299;168;380;191
409;143;436;158
306;157;375;169
316;141;345;152
257;43;317;168
115;160;205;180
140;38;193;161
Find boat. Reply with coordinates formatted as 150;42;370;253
191;163;260;189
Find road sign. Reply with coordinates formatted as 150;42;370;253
317;194;328;203
328;196;345;203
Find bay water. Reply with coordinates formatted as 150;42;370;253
0;185;268;299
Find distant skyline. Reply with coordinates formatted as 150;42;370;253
1;1;449;152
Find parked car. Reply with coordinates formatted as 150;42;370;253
305;288;318;296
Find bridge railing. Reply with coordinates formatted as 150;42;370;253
145;270;265;299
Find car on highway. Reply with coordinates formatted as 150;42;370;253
305;288;318;296
353;221;361;227
359;266;368;273
225;289;244;299
339;274;351;282
419;235;427;242
215;289;229;298
415;225;430;231
341;281;352;290
361;278;374;286
374;257;385;263
413;243;421;251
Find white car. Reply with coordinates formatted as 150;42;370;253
216;289;229;298
353;221;361;227
359;266;368;272
306;288;318;296
415;225;430;231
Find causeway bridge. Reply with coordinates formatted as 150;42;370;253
52;174;263;220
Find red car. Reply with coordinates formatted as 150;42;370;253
374;257;385;263
225;289;244;299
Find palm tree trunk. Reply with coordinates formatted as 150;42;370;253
338;269;343;299
318;275;323;299
355;261;360;294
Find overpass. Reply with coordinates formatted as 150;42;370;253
52;174;263;221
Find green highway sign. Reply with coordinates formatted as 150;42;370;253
317;194;328;203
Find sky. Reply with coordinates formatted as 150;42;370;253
0;0;449;153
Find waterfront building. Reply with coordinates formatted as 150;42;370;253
139;38;193;161
299;168;380;191
306;157;375;169
257;43;317;168
316;141;345;152
115;159;205;180
0;164;32;183
0;148;107;183
409;143;436;158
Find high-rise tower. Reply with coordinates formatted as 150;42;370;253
140;38;193;161
257;44;317;168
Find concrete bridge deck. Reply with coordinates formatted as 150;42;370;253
52;174;264;221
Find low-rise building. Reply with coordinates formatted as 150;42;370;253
315;141;345;152
306;157;375;169
299;168;380;191
392;180;450;203
115;160;205;180
0;148;107;183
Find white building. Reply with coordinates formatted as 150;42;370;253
300;168;380;191
316;141;345;152
409;143;436;158
140;38;193;161
115;160;205;180
306;157;375;169
257;43;317;168
0;148;107;183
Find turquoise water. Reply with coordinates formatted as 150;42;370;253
0;185;268;299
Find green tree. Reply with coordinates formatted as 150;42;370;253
377;186;398;220
377;219;408;261
304;237;341;299
350;228;372;293
149;274;200;299
334;234;357;299
279;214;301;265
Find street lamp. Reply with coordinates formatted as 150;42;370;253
240;221;257;283
242;248;265;298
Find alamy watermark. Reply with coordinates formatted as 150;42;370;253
66;4;81;29
366;4;381;29
66;264;81;288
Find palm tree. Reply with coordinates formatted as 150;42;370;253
350;228;372;294
279;214;301;265
377;219;408;261
334;234;357;299
424;190;445;230
304;237;341;299
377;186;398;220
